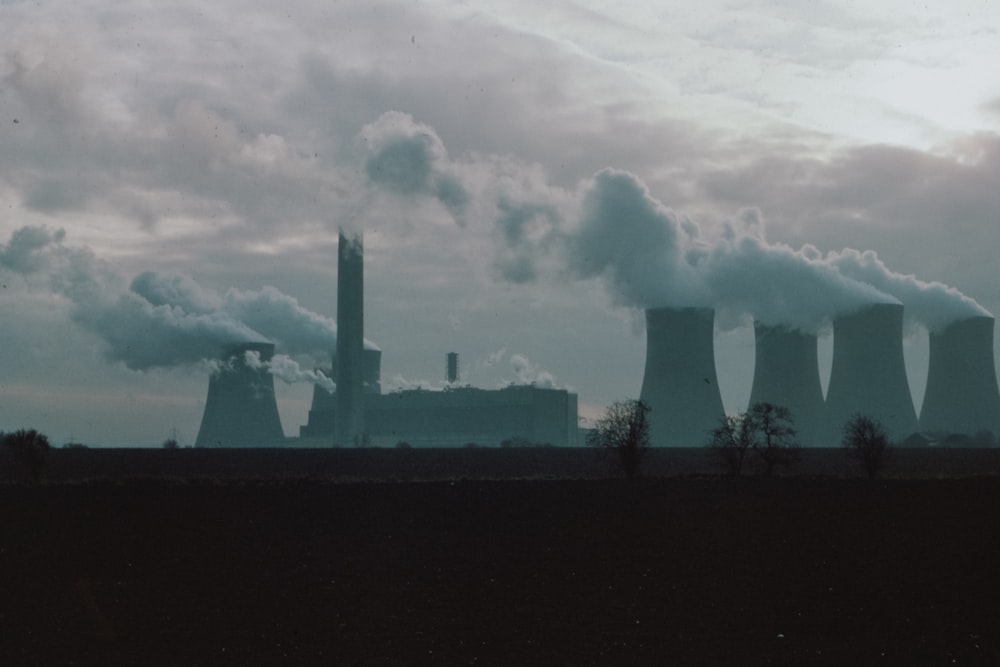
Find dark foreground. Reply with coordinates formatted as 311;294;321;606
3;477;1000;665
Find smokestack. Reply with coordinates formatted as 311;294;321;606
640;307;726;446
825;303;919;443
748;323;825;446
195;342;284;447
336;231;365;446
919;316;1000;436
447;352;459;384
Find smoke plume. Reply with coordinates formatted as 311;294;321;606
0;226;364;374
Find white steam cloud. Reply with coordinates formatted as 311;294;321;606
243;350;335;393
0;226;366;372
823;248;990;332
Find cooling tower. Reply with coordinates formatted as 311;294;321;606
336;231;365;446
748;323;825;446
919;316;1000;436
195;342;285;447
640;307;726;446
825;303;919;444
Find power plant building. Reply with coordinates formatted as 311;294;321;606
301;382;579;448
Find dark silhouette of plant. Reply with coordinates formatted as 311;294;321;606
162;437;180;449
842;414;890;479
1;428;51;482
708;412;756;476
587;399;651;479
750;402;800;476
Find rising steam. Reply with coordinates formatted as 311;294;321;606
0;225;364;378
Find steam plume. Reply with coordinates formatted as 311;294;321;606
0;226;366;374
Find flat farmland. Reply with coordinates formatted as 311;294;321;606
3;449;1000;665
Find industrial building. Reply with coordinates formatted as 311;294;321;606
193;222;999;449
300;380;579;448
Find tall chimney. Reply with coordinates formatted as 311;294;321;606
447;352;459;384
748;323;825;446
336;231;365;446
640;307;726;446
195;342;284;447
920;316;1000;436
825;303;919;443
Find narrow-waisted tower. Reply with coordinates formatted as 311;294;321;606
640;307;726;446
335;231;365;446
748;323;825;446
825;303;919;443
920;315;1000;436
195;342;284;447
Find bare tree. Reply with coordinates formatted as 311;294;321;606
842;414;890;479
707;413;756;476
1;429;51;482
707;403;800;477
587;399;651;479
750;402;801;476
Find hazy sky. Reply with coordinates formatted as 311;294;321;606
3;1;1000;446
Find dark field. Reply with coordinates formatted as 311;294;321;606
3;449;1000;665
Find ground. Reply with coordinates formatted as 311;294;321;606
3;451;1000;665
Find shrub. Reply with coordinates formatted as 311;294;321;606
1;429;51;482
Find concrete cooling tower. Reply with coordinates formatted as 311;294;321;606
824;303;919;444
640;307;726;446
195;342;285;447
748;323;825;447
919;316;1000;436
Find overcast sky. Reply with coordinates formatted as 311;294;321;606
3;1;1000;446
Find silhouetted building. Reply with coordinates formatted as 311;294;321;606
300;384;578;447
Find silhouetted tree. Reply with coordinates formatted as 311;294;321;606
842;414;890;479
162;437;180;449
750;402;801;476
1;429;51;482
707;412;756;476
587;399;651;479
